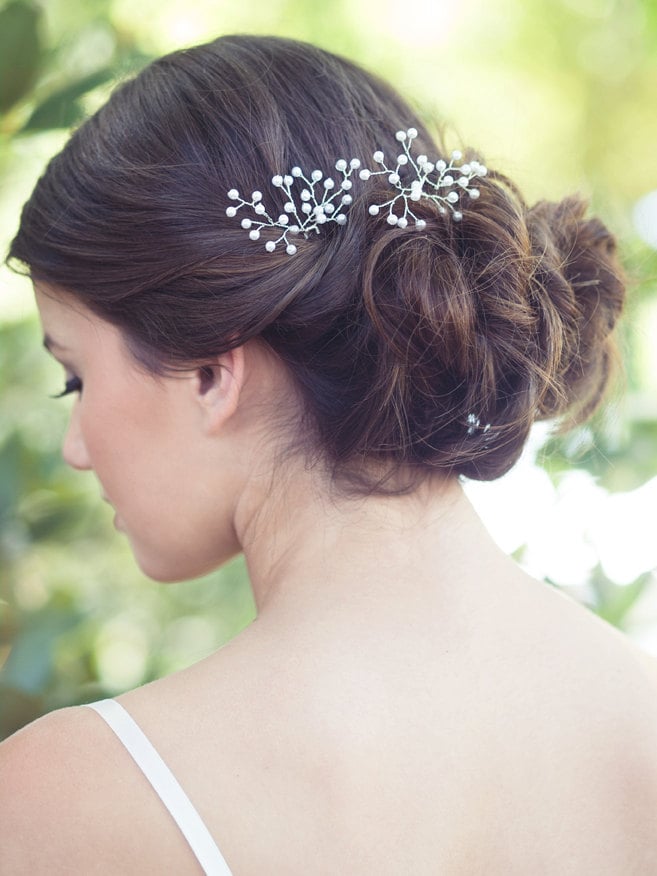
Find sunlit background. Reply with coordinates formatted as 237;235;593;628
1;0;657;738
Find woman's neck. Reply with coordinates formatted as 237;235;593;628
233;462;522;625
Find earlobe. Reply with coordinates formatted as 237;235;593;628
193;347;245;434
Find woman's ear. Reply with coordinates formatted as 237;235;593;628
192;346;245;435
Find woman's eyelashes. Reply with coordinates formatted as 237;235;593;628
51;375;82;398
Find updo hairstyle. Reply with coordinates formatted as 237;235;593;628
8;35;625;489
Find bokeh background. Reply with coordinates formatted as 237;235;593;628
1;0;657;739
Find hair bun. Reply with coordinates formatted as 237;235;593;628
525;195;624;424
352;180;625;483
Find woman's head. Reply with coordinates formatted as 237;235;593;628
9;35;625;495
33;280;296;582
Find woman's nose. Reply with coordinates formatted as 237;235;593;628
62;404;91;471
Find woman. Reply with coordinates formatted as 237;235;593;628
1;34;656;875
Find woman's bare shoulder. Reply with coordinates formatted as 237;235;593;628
0;707;107;873
0;704;196;875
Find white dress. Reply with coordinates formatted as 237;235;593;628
85;699;234;876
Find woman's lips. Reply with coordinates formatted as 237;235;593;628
101;496;122;530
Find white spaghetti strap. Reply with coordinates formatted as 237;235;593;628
85;698;233;876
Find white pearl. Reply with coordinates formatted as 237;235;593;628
291;166;302;177
438;206;447;214
286;244;297;255
416;219;426;230
284;201;295;212
325;203;335;213
424;162;434;173
373;150;384;163
447;191;459;203
453;211;463;221
397;155;408;165
369;205;380;215
301;189;311;201
417;154;428;165
289;225;300;233
335;159;347;171
435;160;446;172
227;189;239;200
397;217;408;229
451;150;462;160
336;214;347;225
251;191;263;201
249;230;260;240
407;127;418;139
359;169;371;180
271;176;283;187
283;175;293;186
387;213;399;225
444;175;454;185
395;131;406;141
316;214;327;224
350;158;361;169
458;177;469;187
341;179;353;190
469;189;480;199
324;178;335;189
388;173;400;184
311;170;322;182
461;164;471;175
341;194;353;205
301;203;312;214
241;218;252;229
278;214;289;225
254;203;266;214
265;241;276;252
410;191;422;202
225;206;237;217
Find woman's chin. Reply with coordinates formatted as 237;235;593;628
130;543;233;584
116;518;241;583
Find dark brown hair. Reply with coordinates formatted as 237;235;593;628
8;35;625;488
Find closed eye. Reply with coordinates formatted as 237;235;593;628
51;376;83;398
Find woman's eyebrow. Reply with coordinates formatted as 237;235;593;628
43;333;68;353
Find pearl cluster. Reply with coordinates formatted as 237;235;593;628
466;413;492;437
225;129;487;254
225;159;361;255
360;128;487;227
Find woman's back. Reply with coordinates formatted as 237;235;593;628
155;564;657;874
4;490;656;874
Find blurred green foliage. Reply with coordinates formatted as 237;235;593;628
1;0;657;740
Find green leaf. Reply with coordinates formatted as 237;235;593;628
0;606;80;695
590;568;654;629
0;1;42;114
22;66;114;131
0;433;23;524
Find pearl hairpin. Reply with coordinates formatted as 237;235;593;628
225;159;361;255
466;413;492;437
359;128;487;228
225;129;487;253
